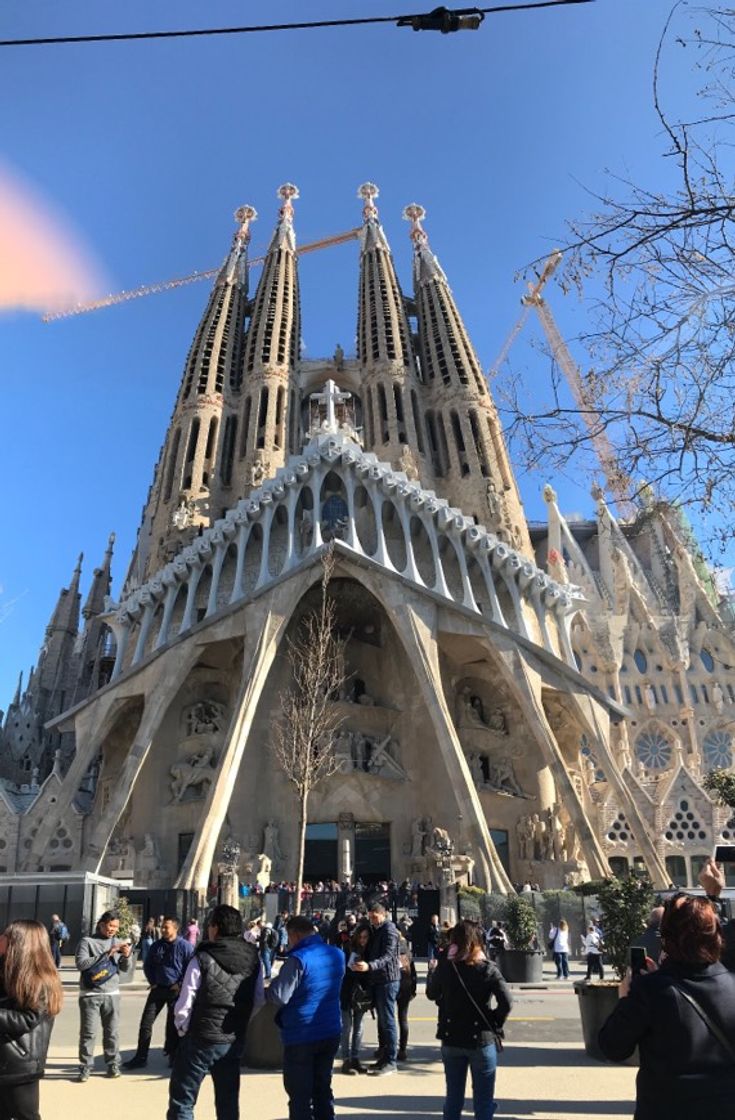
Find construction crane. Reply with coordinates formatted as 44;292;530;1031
490;250;638;520
41;227;362;322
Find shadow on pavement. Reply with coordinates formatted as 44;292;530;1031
336;1097;632;1118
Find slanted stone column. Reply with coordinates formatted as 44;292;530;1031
390;598;514;894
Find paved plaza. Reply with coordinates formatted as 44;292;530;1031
41;959;636;1120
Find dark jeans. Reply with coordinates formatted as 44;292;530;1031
167;1034;243;1120
282;1035;340;1120
553;952;569;979
397;993;410;1054
441;1043;498;1120
135;985;179;1059
586;953;604;980
50;939;61;968
373;980;400;1065
0;1080;40;1120
261;949;274;980
340;1006;365;1060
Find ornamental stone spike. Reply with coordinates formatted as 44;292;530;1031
358;182;380;223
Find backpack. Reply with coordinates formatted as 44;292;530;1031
54;922;69;943
266;928;280;952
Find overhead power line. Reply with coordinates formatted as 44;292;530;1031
0;1;594;48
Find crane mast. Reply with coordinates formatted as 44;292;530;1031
492;250;637;520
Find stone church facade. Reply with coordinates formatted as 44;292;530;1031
2;183;734;895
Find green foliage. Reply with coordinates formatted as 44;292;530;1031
570;878;607;898
115;896;136;940
504;893;539;951
458;885;486;897
597;874;654;980
703;768;735;810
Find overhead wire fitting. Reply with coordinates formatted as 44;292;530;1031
0;2;595;49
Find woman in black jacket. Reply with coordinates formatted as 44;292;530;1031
427;919;512;1120
599;893;735;1120
0;919;63;1120
339;924;372;1074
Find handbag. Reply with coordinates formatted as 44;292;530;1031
450;961;503;1051
674;986;735;1062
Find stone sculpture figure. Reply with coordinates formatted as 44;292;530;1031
486;479;501;521
548;805;565;862
251;458;269;487
487;756;525;798
263;820;284;862
516;815;534;861
487;709;508;735
469;752;484;786
256;853;272;888
186;700;225;737
531;813;547;861
170;747;215;802
410;817;427;858
713;681;725;713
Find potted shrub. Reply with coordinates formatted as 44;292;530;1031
574;872;653;1061
498;893;543;983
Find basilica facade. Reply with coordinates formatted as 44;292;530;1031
1;183;733;896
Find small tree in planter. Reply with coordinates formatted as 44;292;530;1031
500;893;543;982
575;872;653;1061
596;873;654;980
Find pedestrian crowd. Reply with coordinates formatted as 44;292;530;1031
3;859;735;1119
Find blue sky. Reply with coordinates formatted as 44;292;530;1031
0;0;708;705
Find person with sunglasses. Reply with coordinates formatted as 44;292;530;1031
599;893;735;1119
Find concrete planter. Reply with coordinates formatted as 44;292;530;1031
573;980;638;1065
497;948;544;984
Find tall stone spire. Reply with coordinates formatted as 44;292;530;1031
37;554;83;697
129;206;257;584
231;184;302;494
356;184;425;475
403;203;530;549
82;532;115;620
74;533;117;701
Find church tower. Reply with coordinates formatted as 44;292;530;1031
403;203;530;551
356;183;427;480
129;205;257;585
227;184;302;497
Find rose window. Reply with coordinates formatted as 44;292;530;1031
635;728;673;771
703;730;733;770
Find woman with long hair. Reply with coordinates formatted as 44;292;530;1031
0;919;63;1120
427;919;512;1119
548;918;570;979
599;894;735;1118
339;924;372;1074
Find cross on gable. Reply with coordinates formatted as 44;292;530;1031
310;379;352;433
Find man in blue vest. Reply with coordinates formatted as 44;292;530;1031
267;914;345;1120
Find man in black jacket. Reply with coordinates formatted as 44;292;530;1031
350;903;400;1076
167;905;261;1120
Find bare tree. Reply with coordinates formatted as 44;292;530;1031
270;547;348;914
500;6;735;556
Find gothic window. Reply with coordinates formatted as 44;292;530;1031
289;389;298;452
609;856;630;877
425;411;443;476
580;738;605;782
220;415;238;486
257;388;269;450
377;384;389;444
701;649;715;672
435;414;451;476
163;428;181;503
410;391;425;455
239;396;252;458
393;384;407;443
274;387;285;449
664;799;706;843
468;410;489;477
634;649;648;673
183;418;200;489
635;727;672;770
703;729;733;770
204;417;218;460
450;410;469;476
322;495;348;531
365;389;375;446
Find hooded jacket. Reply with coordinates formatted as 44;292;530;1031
188;937;260;1045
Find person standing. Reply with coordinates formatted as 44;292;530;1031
549;920;570;980
582;924;604;981
123;916;194;1070
427;920;512;1120
0;919;63;1120
75;910;133;1081
267;914;345;1119
48;915;69;970
427;915;441;964
339;924;371;1074
259;923;279;981
140;918;156;965
168;904;260;1120
184;919;200;948
599;895;735;1118
396;932;417;1062
351;902;401;1076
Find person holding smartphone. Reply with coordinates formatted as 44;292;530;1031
599;894;735;1118
75;911;132;1081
